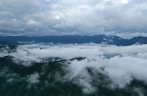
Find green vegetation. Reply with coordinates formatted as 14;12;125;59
0;56;147;96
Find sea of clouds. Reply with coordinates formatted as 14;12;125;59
0;43;147;94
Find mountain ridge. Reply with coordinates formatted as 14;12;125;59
0;35;147;46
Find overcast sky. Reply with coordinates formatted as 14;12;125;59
0;0;147;38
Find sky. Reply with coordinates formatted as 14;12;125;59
0;0;147;38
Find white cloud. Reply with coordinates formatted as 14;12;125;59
53;15;60;20
27;73;40;84
27;19;41;26
0;0;147;37
1;43;147;93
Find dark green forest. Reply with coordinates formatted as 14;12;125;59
0;55;147;96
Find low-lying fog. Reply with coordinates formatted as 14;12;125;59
0;43;147;95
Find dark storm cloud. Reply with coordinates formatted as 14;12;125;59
0;0;147;38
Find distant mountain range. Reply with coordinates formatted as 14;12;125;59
0;35;147;46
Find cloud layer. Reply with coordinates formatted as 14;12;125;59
0;0;147;37
1;43;147;94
